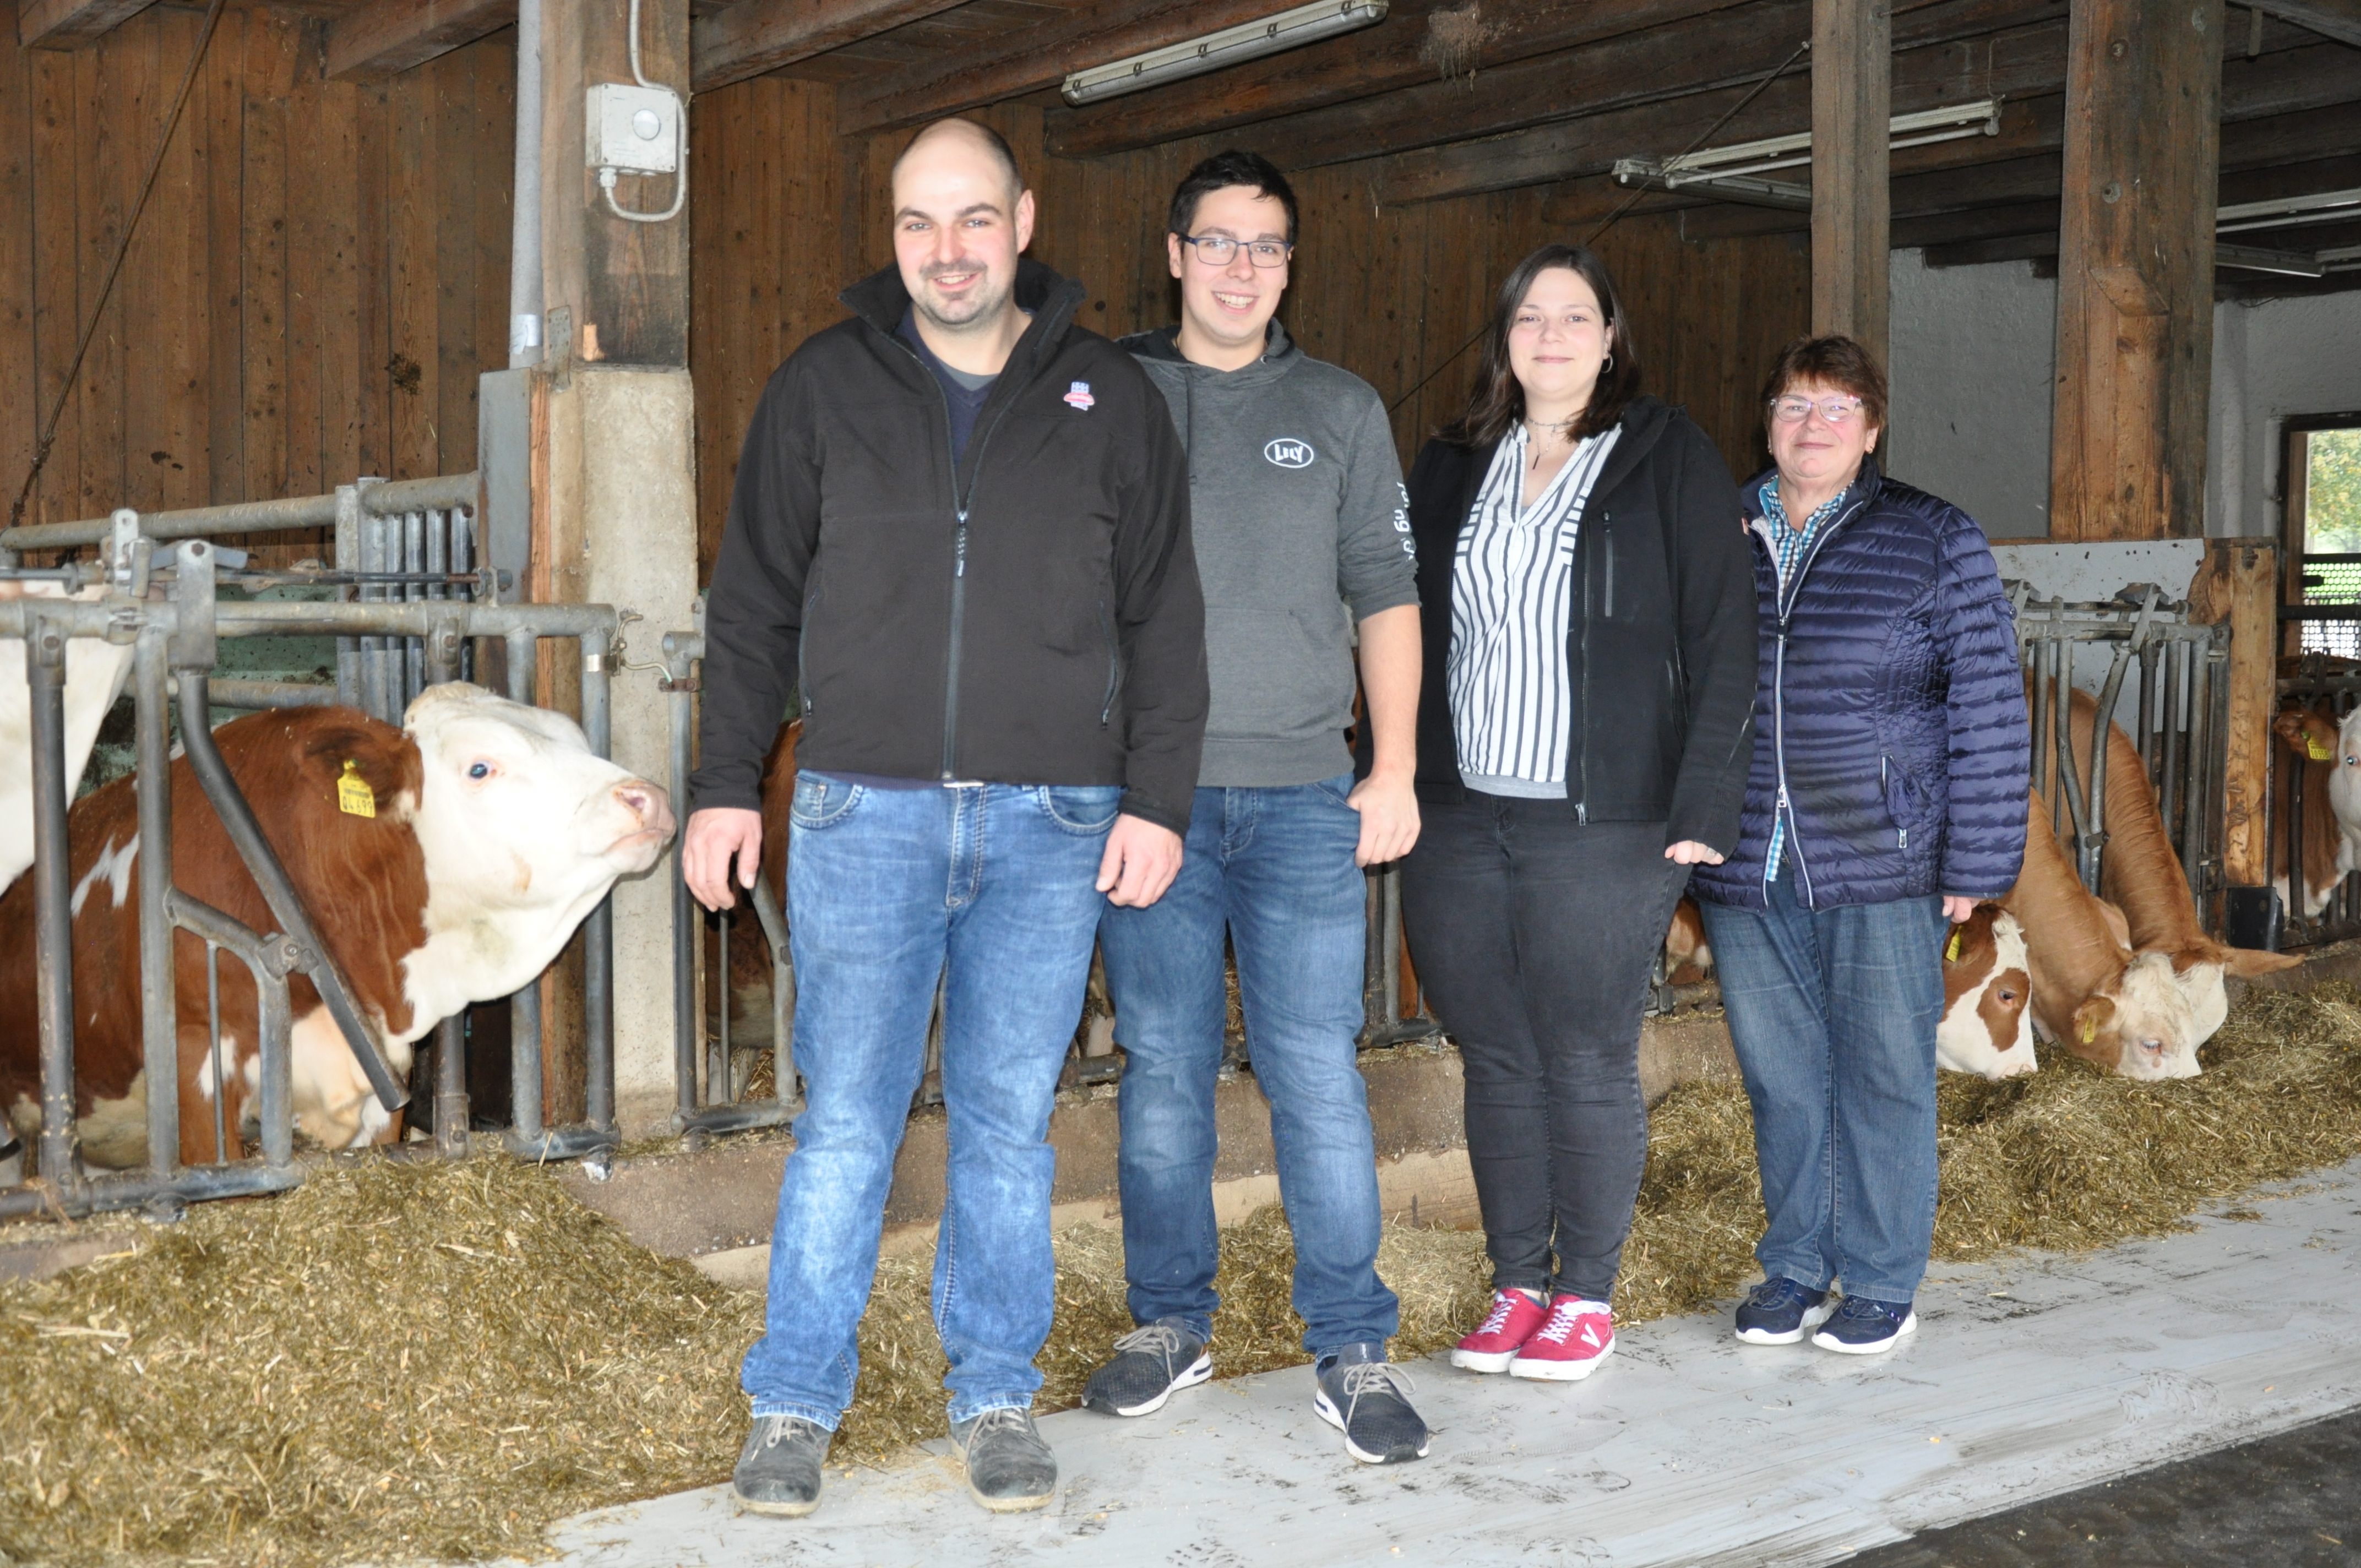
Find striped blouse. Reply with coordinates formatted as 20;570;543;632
1448;424;1622;797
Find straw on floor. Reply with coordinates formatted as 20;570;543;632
5;982;2360;1568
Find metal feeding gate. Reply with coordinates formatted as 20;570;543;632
656;630;1443;1145
0;478;628;1222
2011;584;2231;929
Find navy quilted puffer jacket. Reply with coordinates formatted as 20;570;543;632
1690;458;2028;911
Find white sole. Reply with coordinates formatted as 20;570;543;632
1734;1297;1838;1345
1313;1387;1432;1463
1813;1310;1918;1354
1449;1346;1519;1374
970;1484;1056;1513
1508;1335;1615;1381
733;1490;821;1518
1099;1351;1213;1417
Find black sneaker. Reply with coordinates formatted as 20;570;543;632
950;1406;1058;1513
732;1414;829;1516
1734;1277;1837;1345
1811;1295;1918;1354
1081;1319;1212;1417
1312;1342;1430;1464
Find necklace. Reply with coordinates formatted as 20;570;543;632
1524;415;1576;469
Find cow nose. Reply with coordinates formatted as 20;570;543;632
615;780;676;837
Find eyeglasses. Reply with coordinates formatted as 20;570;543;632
1176;233;1293;268
1769;394;1867;426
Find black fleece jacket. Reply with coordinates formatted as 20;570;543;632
693;261;1209;836
1385;396;1759;852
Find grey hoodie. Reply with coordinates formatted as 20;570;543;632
1122;323;1417;787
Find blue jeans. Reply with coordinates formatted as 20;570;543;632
740;772;1118;1429
1695;871;1947;1305
1096;774;1399;1355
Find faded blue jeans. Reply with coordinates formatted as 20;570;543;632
1694;868;1948;1306
740;772;1118;1429
1097;774;1399;1355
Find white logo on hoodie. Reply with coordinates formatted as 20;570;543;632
1264;438;1315;469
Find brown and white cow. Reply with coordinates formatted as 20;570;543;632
0;683;673;1168
1662;896;1712;987
2002;790;2199;1080
1937;902;2035;1079
0;584;138;892
2271;703;2359;920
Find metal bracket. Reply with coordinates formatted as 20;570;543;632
167;539;218;672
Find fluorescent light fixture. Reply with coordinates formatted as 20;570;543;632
2216;184;2361;236
1060;0;1387;106
2214;242;2326;277
1613;99;2002;211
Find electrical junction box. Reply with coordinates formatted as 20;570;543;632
586;83;681;175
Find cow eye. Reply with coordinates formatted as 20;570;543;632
467;761;492;780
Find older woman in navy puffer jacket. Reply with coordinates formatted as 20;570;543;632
1690;335;2027;1356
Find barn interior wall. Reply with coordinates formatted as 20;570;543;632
0;6;516;535
2205;290;2361;542
1886;248;2059;541
689;85;1814;581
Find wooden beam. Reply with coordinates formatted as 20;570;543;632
2048;0;2223;542
2248;0;2361;47
2191;540;2280;884
1811;0;1891;358
324;0;518;83
18;0;155;49
1043;0;1754;160
835;0;1306;134
691;0;967;95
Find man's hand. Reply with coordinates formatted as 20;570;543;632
1348;770;1421;867
1098;814;1184;908
1941;894;1978;924
1664;840;1726;866
683;807;764;912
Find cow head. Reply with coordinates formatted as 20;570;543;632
2331;706;2361;858
398;683;675;1016
2056;950;2199;1080
1936;904;2036;1079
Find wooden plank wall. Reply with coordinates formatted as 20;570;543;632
690;85;1811;578
0;3;514;537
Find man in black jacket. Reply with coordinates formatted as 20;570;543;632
684;118;1207;1520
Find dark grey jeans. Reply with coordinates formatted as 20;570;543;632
1400;797;1689;1303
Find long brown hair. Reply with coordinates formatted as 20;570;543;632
1440;244;1641;448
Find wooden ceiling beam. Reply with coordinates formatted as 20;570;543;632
836;0;1311;135
691;0;969;95
325;0;518;82
19;0;156;48
2248;0;2361;48
1041;0;1758;160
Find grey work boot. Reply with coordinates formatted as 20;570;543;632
1081;1319;1212;1417
732;1414;830;1516
950;1406;1058;1512
1313;1342;1430;1464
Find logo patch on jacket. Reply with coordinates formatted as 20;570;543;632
1264;438;1314;468
1063;381;1095;411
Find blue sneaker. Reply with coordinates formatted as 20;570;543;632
1811;1295;1918;1354
1313;1343;1430;1464
1734;1277;1836;1344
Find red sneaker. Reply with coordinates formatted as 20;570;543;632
1450;1288;1549;1374
1508;1295;1615;1381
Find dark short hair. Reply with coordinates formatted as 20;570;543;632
1168;150;1299;245
894;118;1026;203
1758;335;1889;432
1441;244;1641;448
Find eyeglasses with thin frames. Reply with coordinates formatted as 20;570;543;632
1175;233;1293;269
1769;394;1867;426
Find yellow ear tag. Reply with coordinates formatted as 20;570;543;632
2309;735;2333;762
337;760;376;819
2080;1016;2098;1044
1945;930;1963;963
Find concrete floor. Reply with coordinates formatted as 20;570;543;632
519;1159;2361;1568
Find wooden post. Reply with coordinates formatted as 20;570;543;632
1810;0;1890;363
2049;0;2224;541
2190;538;2278;888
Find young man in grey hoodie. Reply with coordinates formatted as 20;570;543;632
1083;150;1428;1464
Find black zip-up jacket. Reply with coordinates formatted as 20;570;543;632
1383;396;1759;851
693;261;1209;836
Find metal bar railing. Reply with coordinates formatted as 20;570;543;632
0;472;477;555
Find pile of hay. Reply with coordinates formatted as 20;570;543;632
6;984;2360;1567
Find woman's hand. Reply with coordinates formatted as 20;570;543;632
1664;840;1724;865
1941;895;1978;923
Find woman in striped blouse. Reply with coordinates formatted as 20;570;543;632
1386;244;1759;1382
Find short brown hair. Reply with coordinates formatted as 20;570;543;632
1758;334;1887;433
1441;244;1641;448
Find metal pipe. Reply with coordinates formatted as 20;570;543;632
752;871;794;1107
580;629;616;1135
206;940;226;1162
135;628;179;1178
668;654;699;1124
404;510;426;708
2083;644;2135;890
509;0;544;367
2289;732;2309;927
0;596;618;641
0;472;476;553
360;512;386;722
713;907;731;1102
504;629;546;1149
29;616;80;1188
335;483;362;707
434;1015;468;1159
205;678;342;710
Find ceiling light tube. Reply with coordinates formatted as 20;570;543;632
1654;99;2001;181
2215;242;2327;277
1060;0;1387;106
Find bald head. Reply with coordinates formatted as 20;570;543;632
893;118;1025;209
890;117;1037;349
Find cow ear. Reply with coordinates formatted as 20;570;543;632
2072;996;2115;1046
2223;946;2305;977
